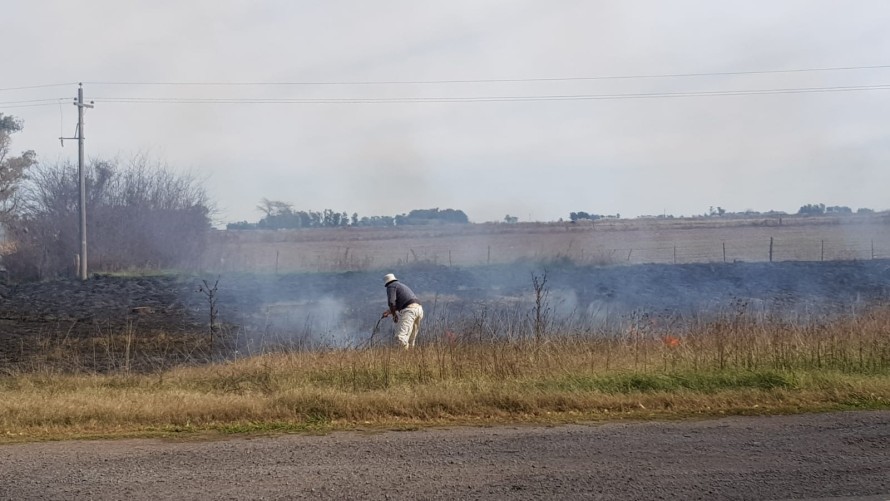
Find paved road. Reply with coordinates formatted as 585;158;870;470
1;411;888;500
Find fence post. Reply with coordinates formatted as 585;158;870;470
673;246;676;264
821;240;824;262
722;242;726;263
872;240;875;260
769;237;773;263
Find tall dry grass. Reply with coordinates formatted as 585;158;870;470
1;307;889;441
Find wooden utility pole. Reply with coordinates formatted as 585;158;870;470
75;84;94;280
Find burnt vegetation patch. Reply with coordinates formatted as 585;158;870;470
0;258;889;373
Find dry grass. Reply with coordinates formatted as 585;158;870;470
4;327;214;374
199;216;890;272
2;307;889;442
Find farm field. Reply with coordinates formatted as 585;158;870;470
1;216;889;444
2;217;890;368
200;215;890;273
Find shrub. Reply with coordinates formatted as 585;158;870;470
4;155;212;279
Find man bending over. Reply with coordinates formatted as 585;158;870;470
382;273;424;349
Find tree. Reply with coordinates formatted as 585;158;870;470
825;205;852;215
255;199;302;229
254;204;355;229
569;211;600;222
504;214;518;224
396;208;469;225
256;198;293;218
0;114;36;222
5;155;212;279
798;203;825;216
357;215;395;227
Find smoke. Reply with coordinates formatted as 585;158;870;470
189;229;890;356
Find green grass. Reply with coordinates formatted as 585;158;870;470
535;370;797;393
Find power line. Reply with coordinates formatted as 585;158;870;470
0;83;77;92
0;98;68;105
80;64;890;87
0;97;68;109
4;64;889;96
1;102;68;109
4;81;888;112
89;83;890;105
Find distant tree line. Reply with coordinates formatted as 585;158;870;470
797;203;871;216
396;208;468;225
695;204;875;218
227;201;469;230
569;211;600;222
568;211;619;222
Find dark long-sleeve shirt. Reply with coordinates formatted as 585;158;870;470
386;281;419;311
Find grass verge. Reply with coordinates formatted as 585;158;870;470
1;336;888;443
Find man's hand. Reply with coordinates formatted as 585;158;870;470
382;310;391;318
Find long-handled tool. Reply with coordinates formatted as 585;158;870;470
358;313;387;349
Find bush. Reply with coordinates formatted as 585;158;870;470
4;155;212;279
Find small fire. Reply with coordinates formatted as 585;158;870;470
662;335;681;348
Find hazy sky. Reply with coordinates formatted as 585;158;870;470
3;0;890;224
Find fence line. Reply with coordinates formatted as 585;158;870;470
553;238;887;266
201;228;890;272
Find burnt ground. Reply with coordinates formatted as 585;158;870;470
0;411;887;500
1;259;890;367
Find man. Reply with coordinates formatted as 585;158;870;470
382;273;424;349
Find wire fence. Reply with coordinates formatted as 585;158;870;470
204;231;890;273
589;237;887;265
390;231;890;268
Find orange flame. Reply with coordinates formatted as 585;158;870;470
662;335;681;348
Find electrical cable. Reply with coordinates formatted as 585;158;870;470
0;83;77;92
0;98;69;105
80;64;890;87
4;64;889;93
88;83;890;105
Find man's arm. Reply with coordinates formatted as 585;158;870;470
384;286;399;321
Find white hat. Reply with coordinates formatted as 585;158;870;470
383;273;397;286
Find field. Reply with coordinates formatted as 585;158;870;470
1;216;890;441
200;215;890;273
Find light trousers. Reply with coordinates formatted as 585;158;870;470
396;303;424;349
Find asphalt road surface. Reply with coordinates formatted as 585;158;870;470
1;411;887;500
